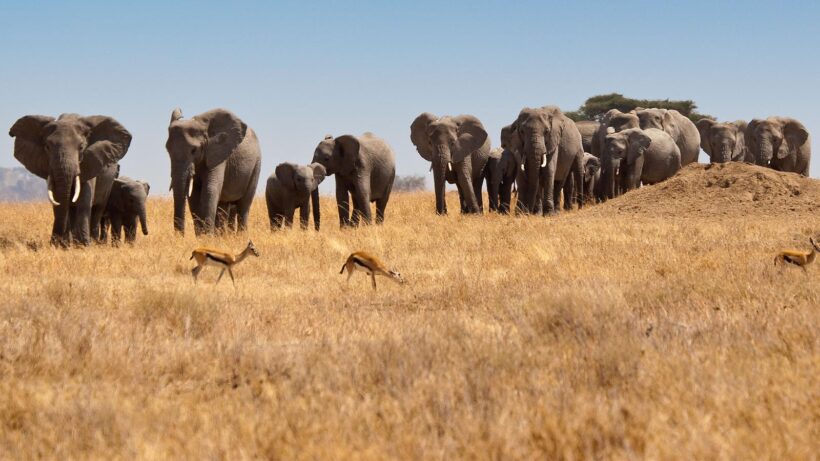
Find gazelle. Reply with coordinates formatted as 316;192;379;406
774;237;819;272
339;251;404;290
190;240;260;285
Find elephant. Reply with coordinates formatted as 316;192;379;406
9;114;132;246
600;127;681;199
695;119;749;164
505;106;584;215
103;176;150;244
90;162;120;242
165;108;261;236
575;120;600;155
560;152;601;209
312;133;396;226
410;113;491;215
745;117;811;176
635;108;701;166
485;146;522;214
591;109;640;159
265;162;326;230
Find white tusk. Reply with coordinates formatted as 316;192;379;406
71;176;81;203
46;176;60;206
187;176;194;197
520;163;525;172
541;154;547;168
447;162;452;172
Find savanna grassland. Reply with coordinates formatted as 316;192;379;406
0;163;818;460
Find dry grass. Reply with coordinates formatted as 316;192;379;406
1;165;818;459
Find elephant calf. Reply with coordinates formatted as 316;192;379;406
266;162;326;230
104;177;150;244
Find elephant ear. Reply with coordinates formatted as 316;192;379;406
544;109;564;157
783;119;809;151
9;115;54;179
452;115;488;163
275;163;298;190
310;163;327;185
80;116;132;181
410;113;437;161
197;109;247;169
140;181;150;196
745;119;761;162
333;135;361;176
627;129;652;165
695;118;715;153
501;123;524;156
732;121;748;161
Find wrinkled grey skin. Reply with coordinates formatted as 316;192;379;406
266;162;326;230
90;162;120;242
575;120;600;155
485;146;522;214
9;114;131;247
745;117;811;176
601;128;681;199
411;113;491;215
104;177;149;244
505;106;584;215
312;133;396;226
166;108;261;236
696;119;749;164
635;108;701;166
580;153;600;205
591;109;641;159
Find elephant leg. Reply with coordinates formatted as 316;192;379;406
352;178;372;225
228;205;238;231
100;216;109;244
215;204;229;233
90;205;105;243
111;214;123;245
486;166;499;213
189;177;203;235
72;178;95;246
336;181;351;227
573;155;584;209
541;166;557;216
499;180;513;214
284;207;295;228
200;163;227;235
472;174;485;213
455;161;480;214
125;216;137;243
236;159;260;232
299;204;309;230
375;172;394;224
551;180;565;215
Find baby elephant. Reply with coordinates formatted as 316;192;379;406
266;162;326;230
104;177;150;244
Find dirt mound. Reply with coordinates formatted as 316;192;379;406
587;162;820;218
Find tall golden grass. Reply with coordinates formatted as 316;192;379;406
0;191;817;459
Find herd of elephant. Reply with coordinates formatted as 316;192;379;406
7;106;812;247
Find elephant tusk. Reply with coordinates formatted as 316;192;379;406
46;176;60;206
188;176;194;197
541;154;547;168
71;176;81;203
520;163;525;172
447;162;453;172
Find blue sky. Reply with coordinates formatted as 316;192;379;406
1;0;818;193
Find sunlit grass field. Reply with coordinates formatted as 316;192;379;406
0;184;818;459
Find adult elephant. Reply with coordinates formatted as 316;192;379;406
485;146;522;214
166;108;261;235
745;117;811;176
575;120;600;154
635;108;700;166
410;113;491;215
600;127;681;199
695;119;749;164
312;133;396;226
505;106;584;215
9;114;131;246
591;109;640;159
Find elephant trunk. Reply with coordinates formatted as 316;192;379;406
138;203;149;236
521;134;546;213
48;173;74;246
757;138;774;166
433;145;450;215
716;143;733;163
170;164;192;234
602;159;620;201
311;188;321;231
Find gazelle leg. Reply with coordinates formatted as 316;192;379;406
371;273;377;290
216;268;225;284
347;269;353;283
228;268;236;287
192;265;202;283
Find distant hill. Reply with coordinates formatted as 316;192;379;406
0;167;46;202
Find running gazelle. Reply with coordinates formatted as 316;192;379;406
190;240;260;285
339;251;404;290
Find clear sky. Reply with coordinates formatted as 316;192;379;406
1;0;818;194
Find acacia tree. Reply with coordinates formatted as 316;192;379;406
564;93;713;122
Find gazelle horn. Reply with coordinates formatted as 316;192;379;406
46;176;60;206
71;176;81;203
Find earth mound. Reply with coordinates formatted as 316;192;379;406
586;162;820;218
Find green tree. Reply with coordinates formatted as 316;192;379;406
565;93;713;122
